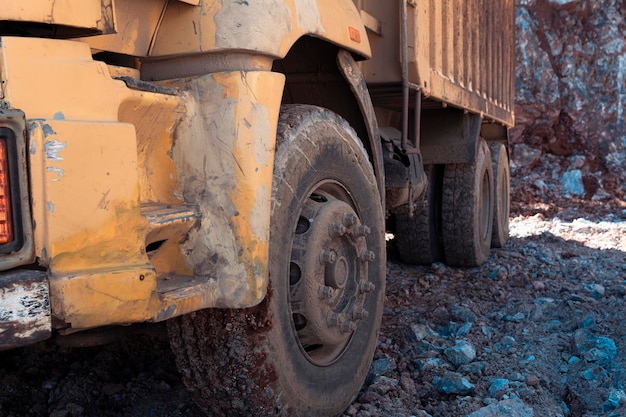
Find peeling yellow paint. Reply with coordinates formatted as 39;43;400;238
28;120;147;273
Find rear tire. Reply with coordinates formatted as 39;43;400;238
442;139;494;267
393;165;444;265
168;105;385;417
489;143;510;248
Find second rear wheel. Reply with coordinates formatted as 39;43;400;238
393;165;444;265
489;142;510;248
442;139;494;267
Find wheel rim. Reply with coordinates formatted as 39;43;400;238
288;182;376;366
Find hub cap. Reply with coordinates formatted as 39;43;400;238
289;187;375;366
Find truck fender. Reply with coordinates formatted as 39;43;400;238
87;0;371;76
336;50;385;207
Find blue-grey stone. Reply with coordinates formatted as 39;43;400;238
579;315;595;329
561;401;571;415
365;358;394;385
603;388;626;412
590;284;606;299
438;322;459;337
458;361;487;375
580;365;608;381
488;378;510;398
502;336;516;350
433;374;475;395
414;340;441;355
594;337;617;364
407;323;428;342
456;322;473;337
561;170;584;197
450;306;476;323
444;341;477;367
572;328;596;355
544;320;562;332
414;357;452;372
506;313;525;323
463;398;534;417
371;375;398;396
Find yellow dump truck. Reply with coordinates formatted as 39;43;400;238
0;1;514;415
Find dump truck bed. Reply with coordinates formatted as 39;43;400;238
358;0;515;127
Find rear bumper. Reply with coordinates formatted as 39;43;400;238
0;269;51;350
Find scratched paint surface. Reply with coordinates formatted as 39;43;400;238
28;120;147;273
169;70;284;310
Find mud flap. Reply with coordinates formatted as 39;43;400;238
0;270;51;350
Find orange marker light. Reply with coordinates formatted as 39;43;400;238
349;27;361;43
0;139;13;244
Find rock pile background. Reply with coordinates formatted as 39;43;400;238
513;0;626;206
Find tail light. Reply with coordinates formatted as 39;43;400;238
0;110;34;268
0;125;23;255
0;138;13;244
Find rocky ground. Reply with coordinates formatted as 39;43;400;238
1;154;626;417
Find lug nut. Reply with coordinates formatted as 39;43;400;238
326;312;340;326
318;285;336;300
341;320;357;333
342;213;357;227
320;250;337;264
351;307;369;320
359;281;375;293
360;250;376;262
331;223;348;237
353;224;371;237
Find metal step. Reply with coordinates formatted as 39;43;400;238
141;204;201;244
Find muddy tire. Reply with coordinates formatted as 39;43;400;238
489;143;510;248
168;105;385;417
393;165;444;265
441;139;494;267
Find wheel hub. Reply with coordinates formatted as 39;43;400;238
289;191;375;365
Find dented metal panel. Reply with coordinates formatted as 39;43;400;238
162;70;285;315
360;0;515;126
